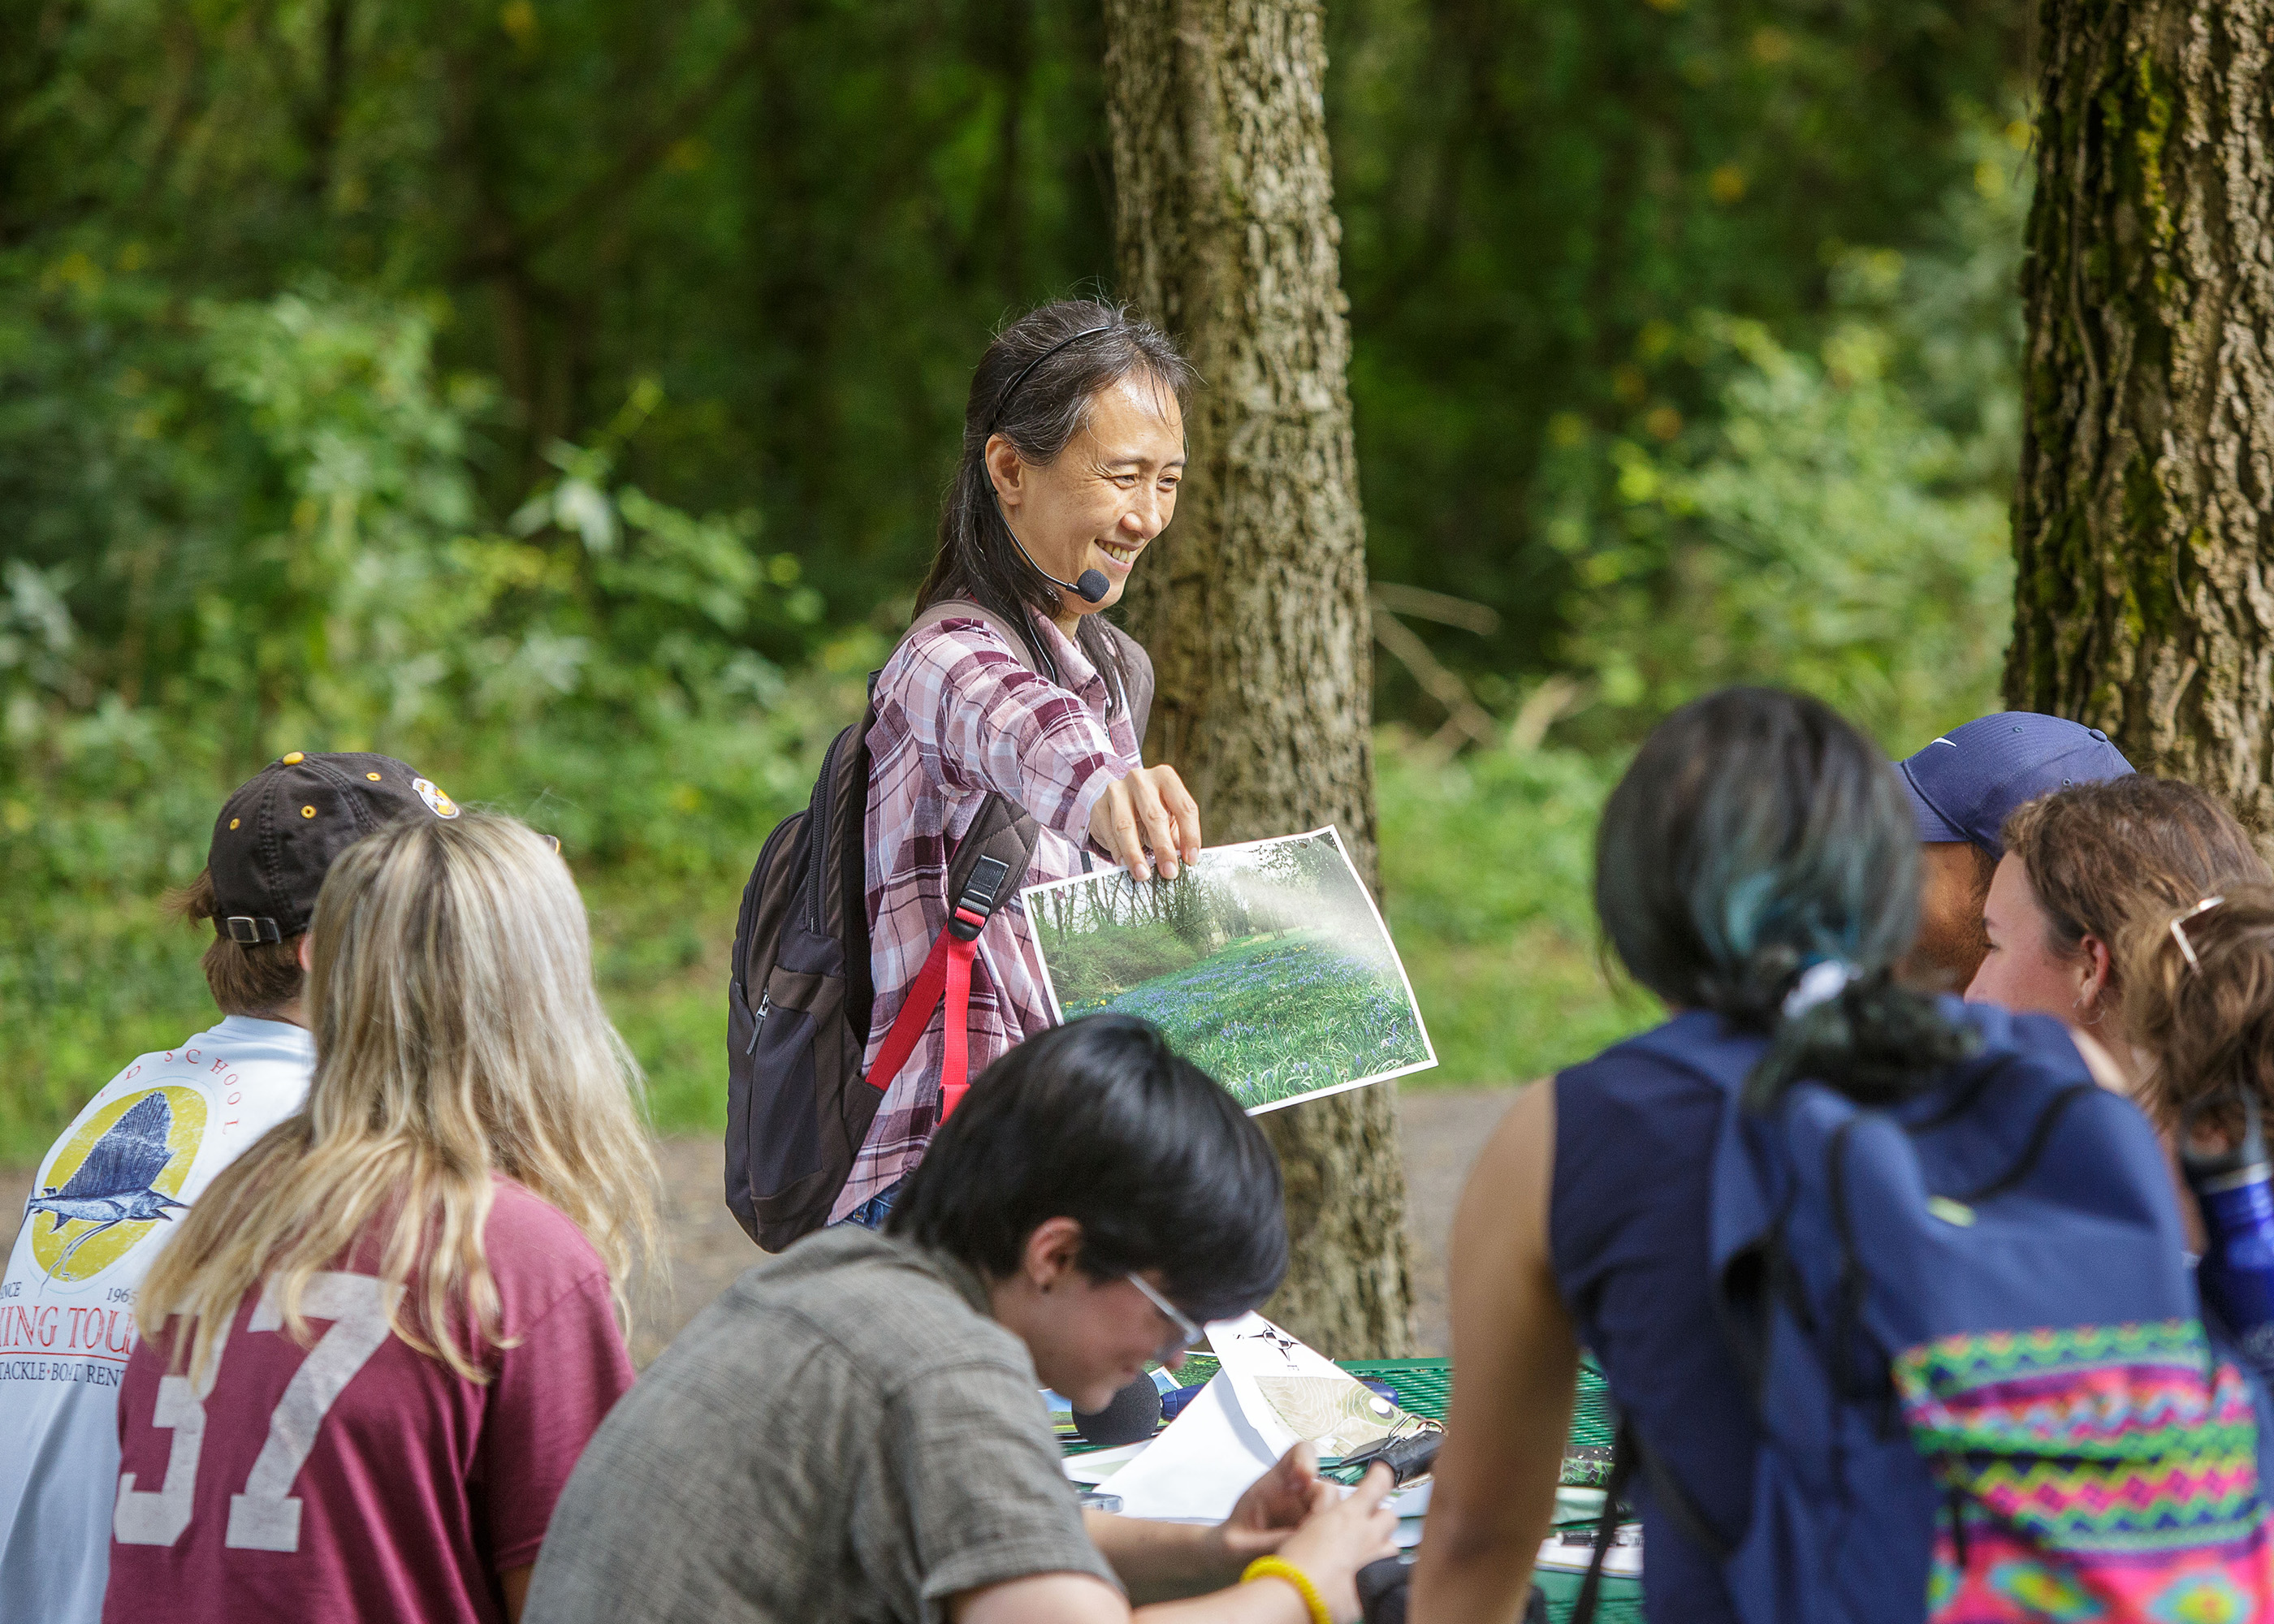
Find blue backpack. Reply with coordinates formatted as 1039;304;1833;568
1575;1000;2274;1624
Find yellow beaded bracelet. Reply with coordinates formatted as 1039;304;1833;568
1240;1555;1332;1624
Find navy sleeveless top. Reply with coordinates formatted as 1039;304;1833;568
1552;1011;1761;1624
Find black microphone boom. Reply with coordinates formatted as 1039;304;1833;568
1008;530;1109;604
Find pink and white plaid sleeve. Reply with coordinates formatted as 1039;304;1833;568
838;612;1141;1219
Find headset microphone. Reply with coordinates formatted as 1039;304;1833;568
1006;529;1111;604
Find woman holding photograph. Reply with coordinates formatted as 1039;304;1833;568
839;299;1205;1229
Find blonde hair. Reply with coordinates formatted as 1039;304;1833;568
140;811;663;1383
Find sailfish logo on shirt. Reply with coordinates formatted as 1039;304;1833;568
25;1088;204;1283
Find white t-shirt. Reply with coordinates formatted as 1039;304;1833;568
0;1015;314;1624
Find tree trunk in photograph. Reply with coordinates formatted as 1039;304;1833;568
1102;0;1416;1358
2010;1;2274;838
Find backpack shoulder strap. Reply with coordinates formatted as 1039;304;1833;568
1569;1418;1731;1624
1614;1014;1765;1097
1567;1425;1636;1624
944;782;1042;932
860;600;1049;1121
862;789;1037;1122
1099;620;1155;755
890;598;1047;890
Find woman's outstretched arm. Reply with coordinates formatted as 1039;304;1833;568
1410;1078;1579;1622
889;623;1197;881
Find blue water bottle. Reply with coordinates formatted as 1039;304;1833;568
2184;1090;2274;1376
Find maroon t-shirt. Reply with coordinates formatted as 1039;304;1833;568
105;1180;633;1624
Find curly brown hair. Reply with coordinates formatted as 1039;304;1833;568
162;867;305;1017
2000;776;2268;1008
2124;885;2274;1139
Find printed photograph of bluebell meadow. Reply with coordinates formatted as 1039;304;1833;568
1022;827;1437;1112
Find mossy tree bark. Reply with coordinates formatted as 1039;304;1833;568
1103;0;1416;1357
2010;1;2274;831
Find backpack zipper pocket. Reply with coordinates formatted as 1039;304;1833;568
746;989;772;1056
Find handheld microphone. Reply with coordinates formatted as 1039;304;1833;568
1071;1373;1162;1446
1007;529;1109;604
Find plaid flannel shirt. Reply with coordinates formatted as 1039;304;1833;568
838;608;1139;1219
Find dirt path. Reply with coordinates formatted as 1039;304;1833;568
2;1083;1517;1363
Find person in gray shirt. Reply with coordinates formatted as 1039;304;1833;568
525;1015;1397;1624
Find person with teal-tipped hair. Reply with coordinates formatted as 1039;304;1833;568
1410;687;2224;1624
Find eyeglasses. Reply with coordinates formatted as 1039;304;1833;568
1124;1271;1204;1361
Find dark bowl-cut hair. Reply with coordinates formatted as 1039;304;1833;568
888;1014;1286;1324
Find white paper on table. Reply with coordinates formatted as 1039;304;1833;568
1533;1522;1642;1577
1208;1311;1421;1460
1387;1481;1431;1517
1073;1311;1440;1524
1101;1373;1280;1522
1061;1440;1152;1484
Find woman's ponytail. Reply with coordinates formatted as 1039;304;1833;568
1742;966;1978;1111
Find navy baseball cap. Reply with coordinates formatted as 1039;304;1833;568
1897;712;2133;857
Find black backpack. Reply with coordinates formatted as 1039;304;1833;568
724;600;1152;1250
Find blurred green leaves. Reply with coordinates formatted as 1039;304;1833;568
0;282;867;1155
1528;110;2027;756
1552;309;2012;749
1332;0;2029;692
0;279;835;829
0;0;2043;1146
1377;735;1647;1086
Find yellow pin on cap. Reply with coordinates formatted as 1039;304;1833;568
282;751;305;765
229;818;240;830
300;806;317;819
366;772;382;781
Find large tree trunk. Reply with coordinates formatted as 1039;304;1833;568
2009;1;2274;831
1103;0;1416;1358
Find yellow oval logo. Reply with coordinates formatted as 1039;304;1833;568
412;777;460;819
28;1086;205;1282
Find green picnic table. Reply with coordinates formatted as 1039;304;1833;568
1060;1355;1644;1622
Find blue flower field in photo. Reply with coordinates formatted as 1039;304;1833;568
1029;828;1436;1112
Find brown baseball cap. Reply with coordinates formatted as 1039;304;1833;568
207;752;460;944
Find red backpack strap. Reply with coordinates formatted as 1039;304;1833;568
864;798;1040;1120
865;598;1049;1120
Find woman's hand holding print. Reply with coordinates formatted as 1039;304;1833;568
1087;764;1201;883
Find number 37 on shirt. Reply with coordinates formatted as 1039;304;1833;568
115;1272;399;1553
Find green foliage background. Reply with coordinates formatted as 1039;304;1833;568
3;0;2030;1159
